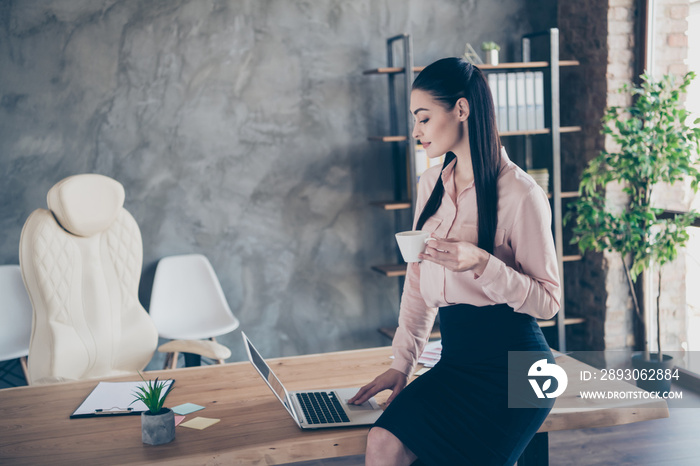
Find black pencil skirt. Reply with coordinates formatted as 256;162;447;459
374;303;554;466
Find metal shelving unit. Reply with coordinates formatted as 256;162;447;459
365;29;582;351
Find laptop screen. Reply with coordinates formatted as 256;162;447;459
243;333;293;416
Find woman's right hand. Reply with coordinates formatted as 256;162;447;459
348;369;408;406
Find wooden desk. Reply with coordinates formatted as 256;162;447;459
0;347;668;465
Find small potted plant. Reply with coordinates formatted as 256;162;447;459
567;72;700;393
132;373;175;445
481;41;500;65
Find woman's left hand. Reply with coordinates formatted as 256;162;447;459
419;235;490;275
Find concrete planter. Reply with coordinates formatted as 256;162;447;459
141;408;175;445
485;49;499;66
631;353;674;395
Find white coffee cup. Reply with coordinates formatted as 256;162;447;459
395;230;430;263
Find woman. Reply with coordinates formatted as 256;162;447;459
349;57;561;465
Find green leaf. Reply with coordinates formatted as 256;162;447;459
130;371;171;414
569;71;700;294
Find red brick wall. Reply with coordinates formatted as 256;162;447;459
653;1;690;76
559;0;690;351
558;0;611;351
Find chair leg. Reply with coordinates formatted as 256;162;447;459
210;337;225;364
163;352;179;370
20;357;29;385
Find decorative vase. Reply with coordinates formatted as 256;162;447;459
141;408;176;445
631;353;674;395
485;49;499;66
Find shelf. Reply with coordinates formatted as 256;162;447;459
369;126;581;142
563;255;583;262
379;316;586;340
371;264;408;277
481;60;580;70
561;191;580;199
371;201;412;211
368;135;408;142
547;191;579;199
373;255;583;277
363;67;425;75
500;126;582;137
363;60;580;75
367;30;580;352
537;317;586;328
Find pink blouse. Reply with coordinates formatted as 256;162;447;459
390;151;561;376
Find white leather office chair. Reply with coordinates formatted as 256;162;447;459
0;265;32;385
18;174;217;384
150;254;238;368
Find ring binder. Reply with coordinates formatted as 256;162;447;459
94;407;135;415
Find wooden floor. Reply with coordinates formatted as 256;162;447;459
287;384;700;466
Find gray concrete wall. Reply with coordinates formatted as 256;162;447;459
0;0;556;366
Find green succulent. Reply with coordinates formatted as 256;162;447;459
481;41;500;51
131;372;171;415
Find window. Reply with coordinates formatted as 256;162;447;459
684;0;700;352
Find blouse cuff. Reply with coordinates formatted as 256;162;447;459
390;358;416;377
474;253;502;285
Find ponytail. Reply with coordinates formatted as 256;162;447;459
412;58;501;254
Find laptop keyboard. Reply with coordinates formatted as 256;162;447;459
296;391;350;425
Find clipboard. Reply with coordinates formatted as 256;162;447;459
70;379;175;419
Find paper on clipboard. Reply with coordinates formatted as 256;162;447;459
71;379;174;418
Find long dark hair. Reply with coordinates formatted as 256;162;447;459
414;58;502;254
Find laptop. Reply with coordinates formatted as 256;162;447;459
242;332;383;429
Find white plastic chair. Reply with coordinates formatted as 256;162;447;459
149;254;239;369
0;265;34;385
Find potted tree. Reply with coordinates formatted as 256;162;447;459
567;71;700;392
132;373;175;445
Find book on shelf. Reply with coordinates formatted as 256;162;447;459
487;74;501;130
497;73;508;131
525;71;536;131
486;69;546;133
506;72;518;131
534;71;545;129
516;72;527;131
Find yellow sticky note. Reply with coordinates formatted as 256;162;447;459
180;417;220;430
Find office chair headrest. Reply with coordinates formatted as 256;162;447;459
47;174;126;237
